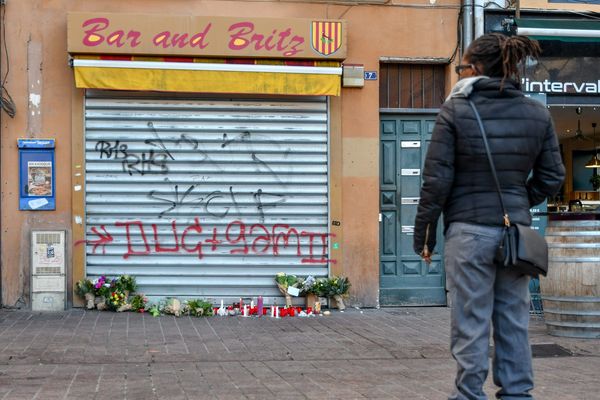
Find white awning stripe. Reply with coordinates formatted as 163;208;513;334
72;59;342;75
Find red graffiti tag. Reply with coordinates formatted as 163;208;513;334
83;219;335;264
74;225;114;255
115;220;150;259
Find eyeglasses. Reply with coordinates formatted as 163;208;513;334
454;64;474;74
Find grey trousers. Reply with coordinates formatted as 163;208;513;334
444;222;534;400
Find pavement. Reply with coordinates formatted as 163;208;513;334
0;307;598;400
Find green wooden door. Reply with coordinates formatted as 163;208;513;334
379;115;446;306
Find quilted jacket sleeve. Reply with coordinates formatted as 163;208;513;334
526;117;565;207
413;101;456;255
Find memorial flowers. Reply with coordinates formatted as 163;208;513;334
107;290;127;311
75;278;95;309
74;274;139;311
117;275;137;297
324;276;351;310
184;299;214;317
130;294;149;313
275;272;304;306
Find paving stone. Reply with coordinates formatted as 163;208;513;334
0;308;598;399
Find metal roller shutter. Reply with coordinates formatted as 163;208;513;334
84;91;330;304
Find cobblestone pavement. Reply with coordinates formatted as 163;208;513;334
0;307;598;400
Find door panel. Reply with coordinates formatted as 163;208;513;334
379;115;446;306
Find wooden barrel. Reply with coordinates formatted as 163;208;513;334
542;219;600;339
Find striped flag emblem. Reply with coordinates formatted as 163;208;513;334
311;21;342;56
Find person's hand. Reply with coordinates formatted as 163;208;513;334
421;247;432;264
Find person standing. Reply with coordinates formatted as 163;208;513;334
413;33;565;400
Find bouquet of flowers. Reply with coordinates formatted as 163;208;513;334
116;275;137;297
92;276;111;310
130;294;149;313
301;275;320;308
106;290;128;311
275;272;304;307
324;276;351;310
185;299;214;317
75;278;95;309
163;297;182;317
301;275;316;294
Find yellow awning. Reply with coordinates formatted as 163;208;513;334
72;59;341;96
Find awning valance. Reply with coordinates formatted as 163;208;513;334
515;18;600;42
71;58;342;96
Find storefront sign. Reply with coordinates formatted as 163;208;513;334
524;56;599;95
67;13;347;59
522;78;600;94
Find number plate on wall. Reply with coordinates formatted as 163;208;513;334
401;169;420;176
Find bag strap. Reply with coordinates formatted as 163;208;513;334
467;99;511;227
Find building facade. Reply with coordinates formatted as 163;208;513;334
0;0;461;309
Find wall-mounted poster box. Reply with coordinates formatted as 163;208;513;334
18;138;56;211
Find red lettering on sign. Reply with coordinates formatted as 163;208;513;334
81;17;141;48
228;22;304;57
152;24;211;49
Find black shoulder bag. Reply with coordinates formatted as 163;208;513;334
468;100;548;277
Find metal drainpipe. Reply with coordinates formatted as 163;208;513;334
463;0;474;55
0;1;4;306
474;0;485;39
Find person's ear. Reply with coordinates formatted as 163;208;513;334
472;63;483;76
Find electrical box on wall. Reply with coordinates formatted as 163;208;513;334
342;64;365;87
31;231;66;311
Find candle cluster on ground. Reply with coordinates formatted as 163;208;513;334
214;296;322;318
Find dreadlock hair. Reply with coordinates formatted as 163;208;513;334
465;33;541;88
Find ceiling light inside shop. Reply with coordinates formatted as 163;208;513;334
585;123;599;169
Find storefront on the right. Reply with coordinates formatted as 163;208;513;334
486;9;600;209
486;7;600;338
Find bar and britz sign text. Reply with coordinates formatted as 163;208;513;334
67;13;346;59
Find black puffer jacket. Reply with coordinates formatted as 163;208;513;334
413;77;565;255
